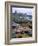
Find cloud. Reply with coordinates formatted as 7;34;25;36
12;7;32;15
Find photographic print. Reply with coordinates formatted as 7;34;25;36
11;7;32;38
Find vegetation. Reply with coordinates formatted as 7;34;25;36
11;11;32;38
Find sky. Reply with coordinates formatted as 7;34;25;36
12;7;32;15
